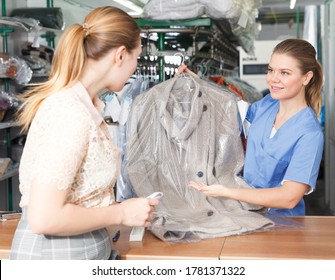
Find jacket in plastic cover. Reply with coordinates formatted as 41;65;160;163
124;74;274;242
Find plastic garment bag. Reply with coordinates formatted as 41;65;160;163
303;5;318;51
116;79;146;201
124;74;274;242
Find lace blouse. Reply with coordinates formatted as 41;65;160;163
19;81;121;208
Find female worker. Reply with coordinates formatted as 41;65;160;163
188;39;324;216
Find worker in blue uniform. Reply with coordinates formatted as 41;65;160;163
188;38;324;216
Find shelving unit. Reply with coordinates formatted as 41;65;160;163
0;0;19;211
0;0;58;211
0;128;16;212
136;17;240;82
0;94;18;212
0;128;19;183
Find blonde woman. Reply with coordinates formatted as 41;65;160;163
10;6;159;260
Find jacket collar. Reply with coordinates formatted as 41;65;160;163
158;74;205;141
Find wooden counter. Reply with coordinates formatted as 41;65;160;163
107;226;226;260
110;216;335;260
2;216;335;260
220;216;335;260
0;218;20;259
0;219;225;260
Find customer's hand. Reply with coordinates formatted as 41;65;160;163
119;197;159;227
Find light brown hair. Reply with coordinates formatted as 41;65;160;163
272;38;323;116
17;6;141;132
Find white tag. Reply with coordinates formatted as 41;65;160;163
147;192;164;199
129;226;145;242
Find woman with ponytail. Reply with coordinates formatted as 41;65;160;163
10;6;158;260
189;39;324;216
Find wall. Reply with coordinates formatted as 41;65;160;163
324;0;335;214
238;40;281;92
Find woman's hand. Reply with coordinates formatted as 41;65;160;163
189;180;309;210
175;64;198;78
119;197;159;227
188;180;230;197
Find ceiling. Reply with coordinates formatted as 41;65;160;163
60;0;325;16
261;0;324;8
259;0;325;24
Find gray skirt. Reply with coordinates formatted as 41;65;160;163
10;209;112;260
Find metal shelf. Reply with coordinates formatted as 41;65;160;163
0;122;17;130
0;166;18;182
0;0;21;212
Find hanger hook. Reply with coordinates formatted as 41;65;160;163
173;52;185;66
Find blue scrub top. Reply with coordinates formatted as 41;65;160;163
244;94;324;216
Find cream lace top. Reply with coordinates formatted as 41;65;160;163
19;82;121;208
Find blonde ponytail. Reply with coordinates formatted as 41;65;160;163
16;6;140;132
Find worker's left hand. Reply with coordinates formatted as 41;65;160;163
188;180;228;197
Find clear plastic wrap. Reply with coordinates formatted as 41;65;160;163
0;53;32;85
142;0;205;20
123;74;276;243
14;56;33;85
0;91;20;111
0;16;40;32
101;78;152;202
0;54;17;78
116;79;145;201
11;7;65;30
142;0;241;20
0;17;42;47
141;0;261;54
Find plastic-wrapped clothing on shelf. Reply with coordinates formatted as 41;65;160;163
0;17;42;47
142;0;241;20
0;17;40;32
0;53;33;85
11;7;65;30
124;74;275;242
141;0;261;54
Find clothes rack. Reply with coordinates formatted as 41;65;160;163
136;18;240;82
